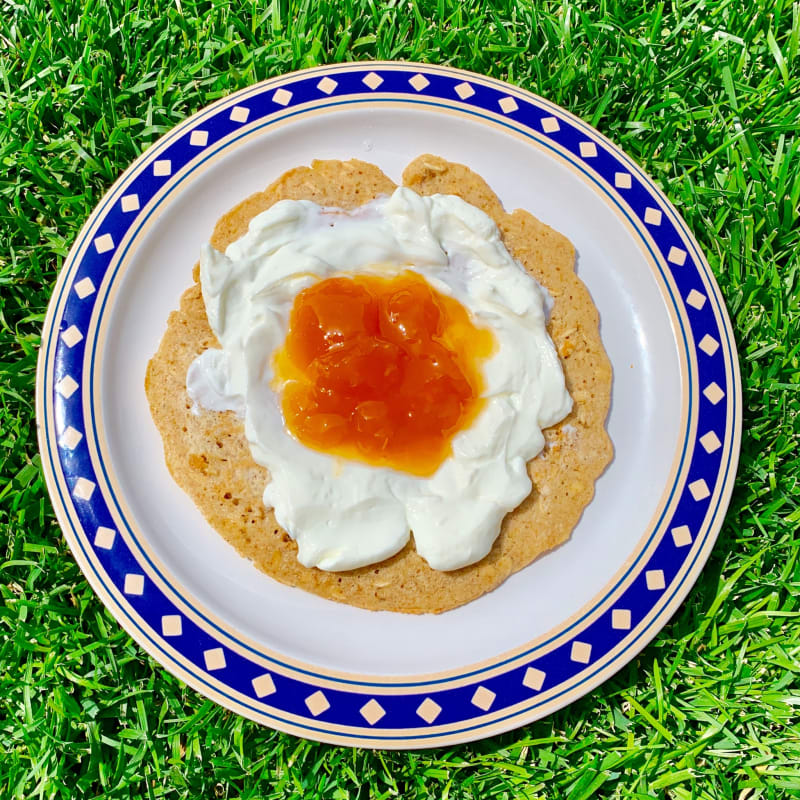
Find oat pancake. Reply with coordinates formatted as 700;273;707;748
145;156;613;614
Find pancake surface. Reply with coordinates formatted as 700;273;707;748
145;156;613;613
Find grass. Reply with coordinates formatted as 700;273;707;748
1;0;799;797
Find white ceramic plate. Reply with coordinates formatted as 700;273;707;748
37;63;741;748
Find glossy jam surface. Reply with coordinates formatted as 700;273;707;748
273;271;495;476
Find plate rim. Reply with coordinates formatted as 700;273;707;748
36;60;742;748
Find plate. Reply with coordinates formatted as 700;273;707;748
37;62;741;748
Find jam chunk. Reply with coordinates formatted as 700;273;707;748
273;271;494;476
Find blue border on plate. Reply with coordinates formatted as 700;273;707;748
42;65;736;739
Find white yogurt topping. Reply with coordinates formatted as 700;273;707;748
187;187;572;571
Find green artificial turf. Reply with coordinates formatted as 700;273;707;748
1;0;799;797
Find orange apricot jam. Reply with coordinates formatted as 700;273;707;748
272;270;495;476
